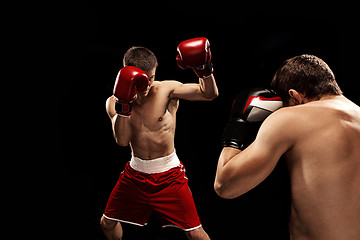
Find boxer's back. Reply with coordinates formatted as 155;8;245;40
285;95;360;240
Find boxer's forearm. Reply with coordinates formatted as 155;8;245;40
214;147;242;199
215;147;241;185
199;74;218;100
106;96;132;146
218;147;242;167
112;114;132;146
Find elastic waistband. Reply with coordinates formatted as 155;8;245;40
130;150;180;174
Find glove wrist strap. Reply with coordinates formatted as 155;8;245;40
115;101;132;116
194;62;213;78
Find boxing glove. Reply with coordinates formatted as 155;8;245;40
113;66;149;116
176;37;213;78
222;88;283;150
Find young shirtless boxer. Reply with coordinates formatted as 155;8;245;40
101;38;218;240
215;54;360;240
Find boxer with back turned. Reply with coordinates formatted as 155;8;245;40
215;54;360;240
101;38;218;240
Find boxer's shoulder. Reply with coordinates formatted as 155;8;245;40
150;80;183;95
261;106;298;127
150;80;181;90
259;105;310;143
158;80;182;87
263;97;359;140
269;101;321;122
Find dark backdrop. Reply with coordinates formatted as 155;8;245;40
58;2;359;239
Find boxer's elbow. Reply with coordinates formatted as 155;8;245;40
116;140;129;147
214;179;237;199
114;135;130;147
214;181;225;198
202;88;219;101
208;91;219;100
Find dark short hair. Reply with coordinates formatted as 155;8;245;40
271;54;342;103
123;46;158;73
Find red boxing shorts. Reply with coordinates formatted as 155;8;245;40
103;151;202;231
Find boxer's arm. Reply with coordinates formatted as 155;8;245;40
214;109;294;199
106;96;132;146
169;74;218;101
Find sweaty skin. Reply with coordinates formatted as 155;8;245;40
215;95;360;240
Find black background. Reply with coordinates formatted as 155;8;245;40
57;2;359;239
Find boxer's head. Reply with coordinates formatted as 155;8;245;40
271;54;342;106
123;46;158;96
123;46;158;72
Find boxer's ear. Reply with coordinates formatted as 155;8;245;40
288;89;304;105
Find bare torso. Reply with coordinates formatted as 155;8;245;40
284;96;360;239
107;74;218;160
130;81;179;160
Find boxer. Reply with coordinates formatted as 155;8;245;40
215;54;360;240
101;38;218;240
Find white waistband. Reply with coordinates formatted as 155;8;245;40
130;150;181;174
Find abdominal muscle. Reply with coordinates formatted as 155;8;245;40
130;110;176;160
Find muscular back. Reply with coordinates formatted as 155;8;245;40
130;81;179;160
285;96;360;239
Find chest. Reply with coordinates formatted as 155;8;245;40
131;87;179;130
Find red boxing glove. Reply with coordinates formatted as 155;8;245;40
113;66;149;116
176;37;213;78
